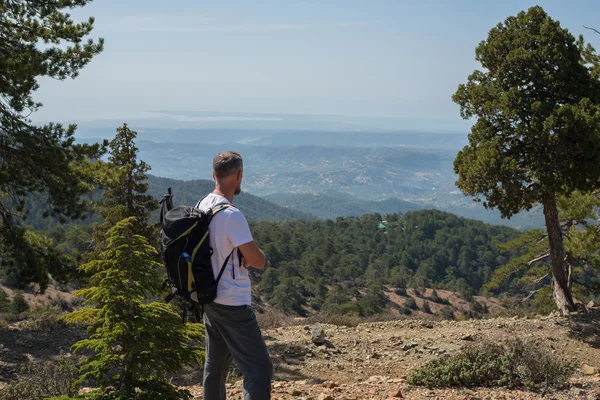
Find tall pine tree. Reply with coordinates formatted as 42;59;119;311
0;0;105;290
65;217;204;400
94;123;157;247
452;6;600;314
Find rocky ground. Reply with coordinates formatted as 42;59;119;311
182;311;600;399
1;309;599;399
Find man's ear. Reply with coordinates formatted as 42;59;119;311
237;169;242;181
212;171;217;181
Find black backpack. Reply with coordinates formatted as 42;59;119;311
159;188;234;316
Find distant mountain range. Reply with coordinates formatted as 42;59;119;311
70;123;544;229
147;176;314;223
265;192;422;219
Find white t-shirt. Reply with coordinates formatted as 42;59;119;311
196;193;253;306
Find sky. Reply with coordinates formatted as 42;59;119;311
30;0;600;131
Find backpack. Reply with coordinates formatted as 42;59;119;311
159;188;234;318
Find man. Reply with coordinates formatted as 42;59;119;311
196;151;273;400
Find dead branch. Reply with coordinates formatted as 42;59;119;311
522;289;542;302
532;274;549;284
584;26;600;35
529;253;550;266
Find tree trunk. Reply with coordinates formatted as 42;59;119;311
542;193;576;315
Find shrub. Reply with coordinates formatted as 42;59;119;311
50;296;72;312
0;289;10;313
21;305;64;331
0;352;79;400
255;308;292;330
401;307;412;316
429;290;450;305
407;339;575;390
394;288;407;296
11;292;29;316
0;318;8;330
404;297;418;310
69;296;84;309
469;299;486;314
439;306;455;320
422;300;432;314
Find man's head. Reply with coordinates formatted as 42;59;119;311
213;151;243;195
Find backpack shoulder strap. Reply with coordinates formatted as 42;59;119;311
210;203;231;216
215;249;235;284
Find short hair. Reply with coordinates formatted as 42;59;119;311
213;151;243;179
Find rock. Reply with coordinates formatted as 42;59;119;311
288;386;302;396
582;364;597;375
587;300;599;309
401;343;417;351
317;394;334;400
389;387;404;398
461;334;475;341
323;381;338;389
312;324;326;345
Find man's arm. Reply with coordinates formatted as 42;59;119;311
239;242;266;270
226;210;265;270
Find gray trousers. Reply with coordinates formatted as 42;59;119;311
202;303;273;400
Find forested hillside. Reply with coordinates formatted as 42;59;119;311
250;209;518;316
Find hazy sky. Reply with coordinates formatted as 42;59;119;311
31;0;600;131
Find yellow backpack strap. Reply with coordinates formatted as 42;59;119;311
210;204;231;216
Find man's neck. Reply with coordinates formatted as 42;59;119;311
213;186;234;204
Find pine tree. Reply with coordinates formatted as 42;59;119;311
0;0;105;290
11;292;29;316
0;289;10;313
452;6;600;314
422;300;432;314
64;217;204;399
94;124;158;245
486;191;600;310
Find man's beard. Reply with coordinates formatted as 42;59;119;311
235;185;241;195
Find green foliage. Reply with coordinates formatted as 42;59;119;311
404;297;418;310
11;291;29;315
422;300;432;314
355;283;388;316
21;305;64;331
0;289;10;312
453;6;600;218
251;209;516;315
469;299;487;315
487;191;600;311
93;124;158;246
64;218;203;399
407;340;575;390
453;6;600;314
0;352;80;400
438;306;454;320
0;0;105;291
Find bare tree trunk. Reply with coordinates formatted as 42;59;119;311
542;193;576;315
